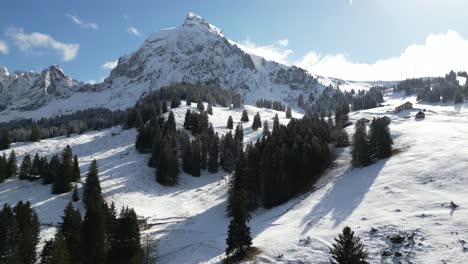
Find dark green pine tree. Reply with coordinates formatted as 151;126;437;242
156;137;180;186
197;100;205;111
207;102;213;115
262;120;270;136
45;154;61;185
60;203;82;264
19;154;32;180
0;204;20;263
272;114;280;134
227;151;247;216
149;119;162;168
72;184;80;202
81;160;107;264
161;100;168;113
107;207;144;264
134;109;144;130
227;115;234;129
14;201;40;264
368;117;393;160
39;239;55;264
252;112;262;130
52;145;73;194
182;143;192;174
31;153;41;177
0;154;5;183
330;226;369;264
30;126;41;142
165;111;177;135
183;109;192;129
208;136;219;173
48;231;71;264
0;128;11;150
240;109;249;122
286;106;292;119
351;123;371;168
6;150;18;178
225;189;252;260
72;155;81;182
191;139;201;177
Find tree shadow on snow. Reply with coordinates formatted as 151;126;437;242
300;159;387;233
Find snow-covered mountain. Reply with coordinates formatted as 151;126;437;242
98;13;322;104
0;13;328;121
0;65;86;111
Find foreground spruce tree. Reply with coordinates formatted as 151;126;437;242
52;146;74;194
252;112;262;130
330;226;368;264
368;117;393;160
72;155;81;182
351;123;371;168
14;201;40;264
227;115;234;129
107;207;144;264
0;204;20;263
82;160;108;263
60;203;82;264
240;109;249;122
226;189;252;260
6;150;17;178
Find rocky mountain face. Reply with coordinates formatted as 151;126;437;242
97;13;322;104
0;13;325;117
0;65;83;111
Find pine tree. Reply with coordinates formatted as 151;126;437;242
49;231;71;264
262;120;270;136
31;153;41;177
161;100;168;113
208;136;219;173
351;123;371;168
191;139;201;177
273;114;280;134
45;155;60;185
134;109;144;130
14;201;40;264
107;207;144;264
6;150;18;178
72;155;80;182
330;226;368;264
30;126;41;142
226;190;252;259
240;109;249;122
39;239;55;264
197;101;205;111
60;203;82;264
19;154;32;180
149;119;162;167
182;143;192;174
0;155;5;183
286;106;292;119
183;109;192;129
72;184;80;202
0;204;19;263
165;112;177;135
81;160;107;264
227;115;234;129
0;128;11;150
207;102;213;115
252;112;262;130
52;146;73;194
368;117;393;160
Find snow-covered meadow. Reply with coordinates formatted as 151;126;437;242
0;98;467;263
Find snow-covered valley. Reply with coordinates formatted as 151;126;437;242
0;96;466;263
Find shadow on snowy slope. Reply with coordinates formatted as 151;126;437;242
301;159;387;232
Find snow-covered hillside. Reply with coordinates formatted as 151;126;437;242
0;98;467;263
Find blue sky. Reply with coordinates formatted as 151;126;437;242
1;0;468;81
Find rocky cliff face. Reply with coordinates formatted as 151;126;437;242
0;65;83;110
98;13;322;104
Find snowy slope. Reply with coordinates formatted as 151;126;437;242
1;98;468;263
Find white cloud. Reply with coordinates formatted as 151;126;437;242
6;27;79;61
278;39;289;47
296;30;468;81
127;26;141;37
0;41;8;54
101;60;118;70
237;38;293;64
349;0;353;5
66;14;98;30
